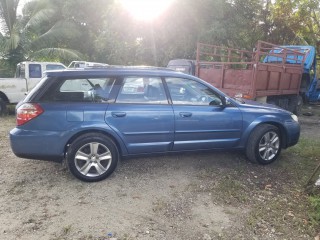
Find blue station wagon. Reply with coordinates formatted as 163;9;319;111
10;66;300;182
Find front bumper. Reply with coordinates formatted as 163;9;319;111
284;120;300;148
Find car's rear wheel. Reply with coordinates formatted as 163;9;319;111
67;133;119;182
246;124;281;164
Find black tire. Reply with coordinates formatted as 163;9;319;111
0;98;7;116
246;124;281;165
67;133;119;182
289;95;303;115
293;95;303;116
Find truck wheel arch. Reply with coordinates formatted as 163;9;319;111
0;92;9;116
0;92;9;102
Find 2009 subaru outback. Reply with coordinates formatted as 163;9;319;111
10;66;300;182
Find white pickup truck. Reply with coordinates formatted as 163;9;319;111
0;61;66;115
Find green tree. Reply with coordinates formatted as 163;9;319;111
60;0;112;62
0;0;82;75
74;0;320;66
1;0;319;72
267;0;320;47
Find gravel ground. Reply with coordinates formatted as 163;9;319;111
0;105;320;240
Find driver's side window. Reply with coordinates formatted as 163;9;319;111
165;78;222;106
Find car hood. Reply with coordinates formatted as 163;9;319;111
237;99;292;114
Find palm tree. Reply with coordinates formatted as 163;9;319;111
0;0;82;74
0;0;19;33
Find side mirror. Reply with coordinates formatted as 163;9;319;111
225;97;233;105
209;96;228;107
221;96;232;107
221;96;227;106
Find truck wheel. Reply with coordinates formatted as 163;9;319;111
0;98;7;116
67;133;119;182
293;95;303;116
289;95;302;115
246;124;281;165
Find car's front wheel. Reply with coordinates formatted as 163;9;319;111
246;124;281;164
67;133;119;182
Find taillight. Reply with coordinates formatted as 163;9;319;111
16;103;44;126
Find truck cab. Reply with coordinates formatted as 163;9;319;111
0;61;66;115
263;45;320;102
68;61;108;68
15;62;66;91
298;46;320;102
167;59;196;75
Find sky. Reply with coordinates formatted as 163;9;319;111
17;0;30;15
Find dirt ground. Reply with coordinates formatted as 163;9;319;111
0;105;320;240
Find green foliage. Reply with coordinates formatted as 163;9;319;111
309;196;320;224
0;0;20;34
0;0;82;70
0;59;14;77
267;0;320;46
291;136;320;227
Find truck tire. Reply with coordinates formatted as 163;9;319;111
0;98;7;116
289;95;303;115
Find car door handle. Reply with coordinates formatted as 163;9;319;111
112;112;126;117
179;112;192;118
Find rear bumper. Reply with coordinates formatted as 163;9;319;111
10;128;65;162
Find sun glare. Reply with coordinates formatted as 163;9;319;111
120;0;174;21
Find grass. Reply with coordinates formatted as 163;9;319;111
292;138;320;160
310;196;320;225
291;138;320;184
284;135;320;232
292;138;320;229
188;134;320;238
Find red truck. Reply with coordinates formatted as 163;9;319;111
168;41;309;114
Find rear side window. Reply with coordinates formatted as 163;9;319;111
116;77;168;104
29;64;42;78
40;77;116;102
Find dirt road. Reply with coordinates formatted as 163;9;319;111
0;105;319;240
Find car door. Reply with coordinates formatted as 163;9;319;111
105;76;174;154
165;77;243;151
